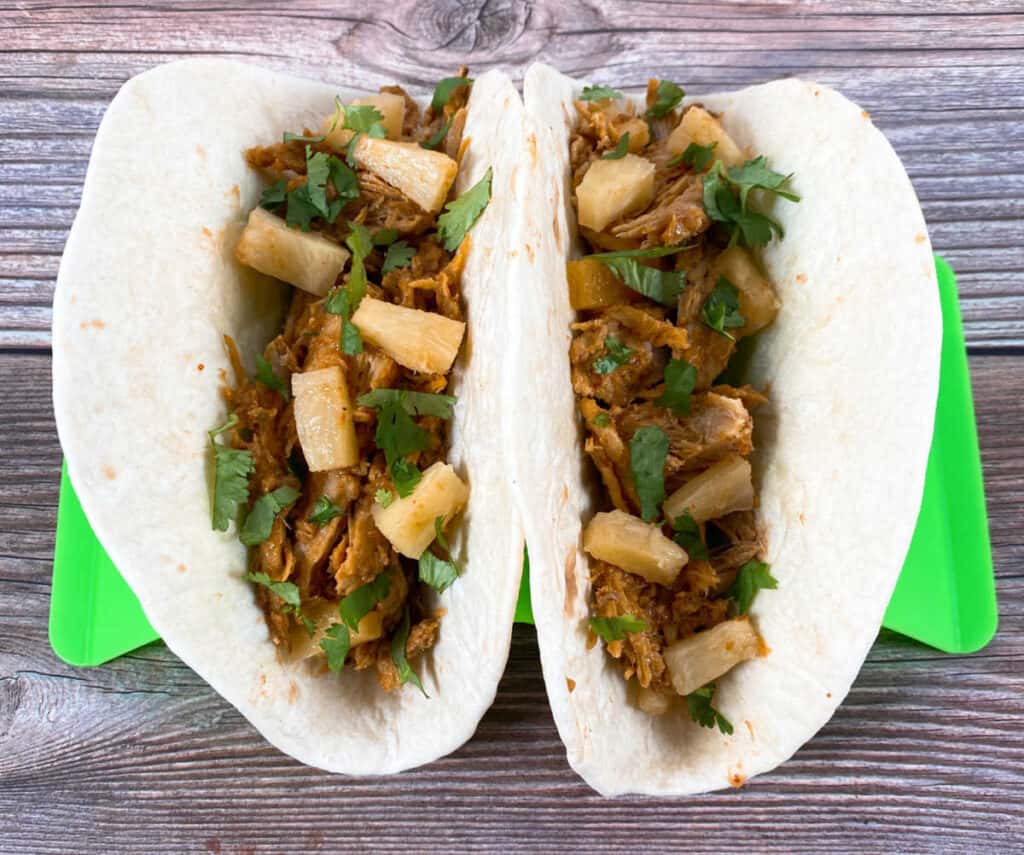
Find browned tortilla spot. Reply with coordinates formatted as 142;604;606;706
102;464;116;480
525;243;534;263
177;563;187;574
729;771;747;788
564;547;577;616
288;681;299;704
566;677;576;693
80;319;105;330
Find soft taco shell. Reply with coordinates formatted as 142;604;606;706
51;59;526;774
508;62;942;795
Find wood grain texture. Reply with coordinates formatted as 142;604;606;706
0;1;1022;852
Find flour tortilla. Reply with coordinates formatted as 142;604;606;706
510;62;942;795
52;59;526;774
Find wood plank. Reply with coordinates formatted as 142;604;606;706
1;347;1021;850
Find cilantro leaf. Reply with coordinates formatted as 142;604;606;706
589;245;692;261
375;488;394;508
382;240;416;273
326;156;359;218
702;277;745;341
245;571;301;608
357;389;457;419
589;614;647;642
418;516;461;593
338;570;392;631
420;116;452;151
726;155;801;210
687;683;734;735
438;166;492;251
645;80;685;118
390;607;427;696
255;354;289;401
281;147;357;231
284;186;320;232
593;412;611;428
208;415;254;532
655;358;697;414
320;622;351;672
259;179;288;211
308;495;343;525
341;318;363;355
668;141;717;171
342;104;386;135
602;132;630;160
239;485;299;546
702;158;797;247
304;148;332;215
431;76;473;113
629;425;669;522
373;402;431;460
579;84;623;102
671;509;709;560
283;97;343;144
345;220;374;261
373;228;399;246
599;256;686;307
389;457;422;498
592;336;634;375
729;559;778;615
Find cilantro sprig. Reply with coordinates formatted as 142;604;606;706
668;140;717;171
320;623;351;672
671;509;709;560
208;415;254;532
645;80;685;118
308;495;344;526
418;516;461;593
430;76;473;114
239;485;300;546
382;240;416;273
655;358;697;414
687;682;733;734
579;84;623;102
338;570;392;631
420;116;452;151
255;354;289;401
260;146;358;232
589;614;647;642
245;571;314;636
602;133;630;160
702;156;800;247
629;425;669;522
702;277;745;341
592;336;633;375
438;167;492;251
729;559;778;615
391;607;427;696
342;105;388;164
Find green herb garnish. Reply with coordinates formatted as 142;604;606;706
375;488;394;508
668;141;717;171
438;166;492;251
282;96;343;144
671;509;709;561
246;570;315;635
702;277;745;341
255;354;289;400
209;415;254;532
592;336;634;375
320;622;351;672
418;516;461;593
357;389;457;419
579;84;623;102
420;116;452;151
338;570;392;631
308;496;344;525
373;228;399;246
593;412;611;428
391;607;427;695
431;77;473;113
655;358;697;414
687;682;733;734
598;256;686;308
729;559;778;615
239;485;300;546
702;157;799;247
602;132;630;160
382;240;416;273
629;425;669;522
589;614;647;642
645;80;685;118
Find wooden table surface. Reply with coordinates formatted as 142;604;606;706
2;2;1022;852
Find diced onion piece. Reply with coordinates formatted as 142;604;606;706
351;297;465;374
289;599;384;660
292;366;359;472
353;136;458;213
235;207;350;296
321;94;407;149
576;154;655;232
636;685;672;715
712;247;780;336
667;106;745;168
663;455;753;524
371;461;469;559
582;510;688;586
664;617;764;697
567;258;637;310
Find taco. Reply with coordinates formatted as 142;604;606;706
52;59;526;774
507;63;942;794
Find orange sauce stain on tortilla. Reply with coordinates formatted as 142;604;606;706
176;563;187;574
566;677;576;693
827;692;832;699
795;273;807;284
861;110;870;120
102;464;116;480
745;720;755;739
915;232;926;244
528;133;538;167
196;143;207;160
79;319;105;330
197;363;205;372
552;183;563;251
563;547;577;616
287;681;299;704
225;184;240;206
525;243;535;263
729;770;747;788
799;512;806;524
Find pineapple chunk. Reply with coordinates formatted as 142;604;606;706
663;455;753;524
351;297;465;374
712;247;780;336
582;510;688;586
292;366;359;471
353;136;458;213
575;154;655;232
289;599;384;661
321;93;407;149
371;462;469;558
616;118;650;152
235;207;349;296
567;258;637;310
667;106;745;168
664;617;764;697
636;685;672;715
